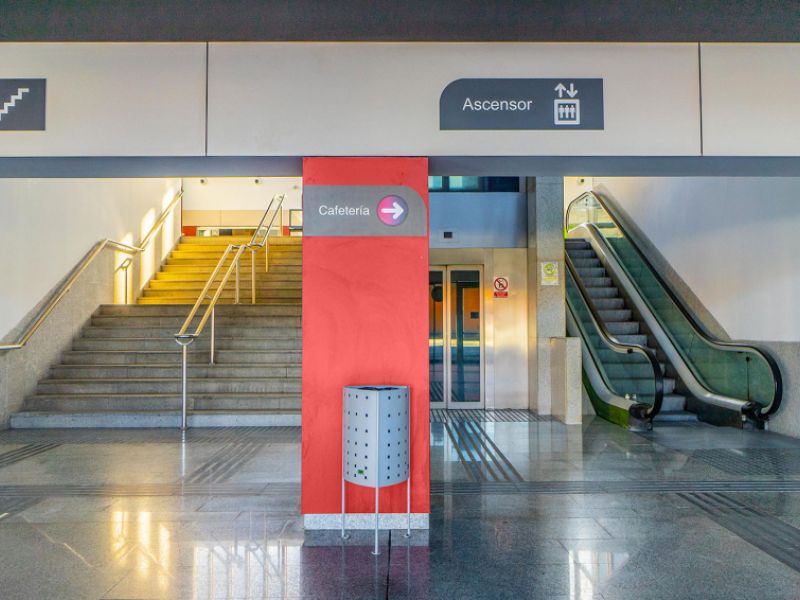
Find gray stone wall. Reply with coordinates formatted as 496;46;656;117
756;342;800;439
0;251;114;426
528;177;567;414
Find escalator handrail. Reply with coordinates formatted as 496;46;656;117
566;191;783;417
565;253;664;420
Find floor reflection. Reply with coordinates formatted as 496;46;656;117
568;549;630;600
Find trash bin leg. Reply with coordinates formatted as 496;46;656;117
341;476;348;540
372;486;380;556
406;478;411;538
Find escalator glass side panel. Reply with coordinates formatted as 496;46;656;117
570;195;776;409
566;270;657;407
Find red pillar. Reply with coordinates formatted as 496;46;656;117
301;157;430;522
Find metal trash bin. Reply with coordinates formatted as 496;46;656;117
341;385;410;555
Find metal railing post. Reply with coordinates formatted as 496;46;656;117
235;254;241;304
210;306;216;365
181;344;188;430
251;249;257;304
171;194;286;430
175;335;194;431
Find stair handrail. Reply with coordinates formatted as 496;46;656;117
565;253;664;421
0;190;183;352
173;193;286;430
566;190;783;417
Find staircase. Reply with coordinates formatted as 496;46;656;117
139;235;301;305
566;238;696;422
10;235;302;428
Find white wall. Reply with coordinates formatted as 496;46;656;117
701;44;800;156
0;43;206;156
2;41;798;158
208;42;701;157
0;178;182;339
593;177;800;343
182;177;302;210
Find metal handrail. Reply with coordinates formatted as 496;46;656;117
565;254;664;421
173;193;286;430
248;194;285;248
0;190;183;352
565;190;783;417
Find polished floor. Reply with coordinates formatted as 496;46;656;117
1;417;800;599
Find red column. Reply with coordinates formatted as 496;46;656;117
301;157;430;518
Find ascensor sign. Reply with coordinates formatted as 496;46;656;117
440;78;604;130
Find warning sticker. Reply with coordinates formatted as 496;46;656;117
493;276;509;298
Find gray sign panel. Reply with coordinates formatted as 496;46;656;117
0;79;46;131
303;185;427;237
440;78;603;130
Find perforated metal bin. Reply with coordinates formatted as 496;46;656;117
341;385;410;554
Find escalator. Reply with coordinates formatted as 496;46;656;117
565;191;782;430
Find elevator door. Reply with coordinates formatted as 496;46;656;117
429;266;484;409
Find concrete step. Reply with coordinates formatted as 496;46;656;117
179;236;252;242
147;279;302;290
37;378;301;395
62;349;301;364
154;271;302;282
73;338;301;352
82;327;301;340
91;315;301;328
159;264;301;273
140;292;302;302
137;297;301;305
24;392;300;411
97;304;301;317
50;364;302;379
10;409;301;429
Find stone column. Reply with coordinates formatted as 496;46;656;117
527;177;567;415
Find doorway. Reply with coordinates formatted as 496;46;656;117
429;266;484;409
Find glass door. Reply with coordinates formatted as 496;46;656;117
429;266;484;409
